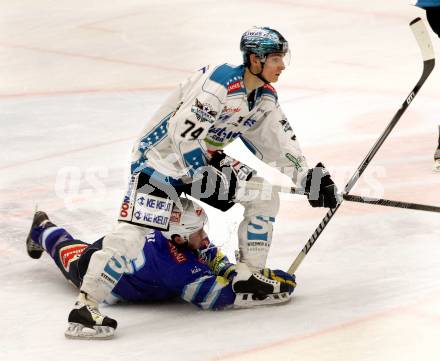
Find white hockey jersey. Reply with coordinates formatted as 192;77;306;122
131;64;308;186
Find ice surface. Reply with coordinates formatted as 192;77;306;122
1;1;439;360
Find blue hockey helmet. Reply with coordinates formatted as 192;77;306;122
240;26;289;66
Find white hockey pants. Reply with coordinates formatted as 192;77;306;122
80;222;147;302
236;177;280;270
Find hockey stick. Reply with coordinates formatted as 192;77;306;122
286;18;435;275
242;181;440;213
342;194;440;213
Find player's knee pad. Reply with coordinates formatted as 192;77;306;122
237;215;275;270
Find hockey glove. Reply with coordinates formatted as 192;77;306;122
208;150;256;182
261;268;296;295
304;162;339;208
197;151;256;203
217;263;237;281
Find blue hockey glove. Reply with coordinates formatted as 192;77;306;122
304;162;339;208
217;263;237;281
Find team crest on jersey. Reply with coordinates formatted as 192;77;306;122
59;244;88;271
191;99;217;124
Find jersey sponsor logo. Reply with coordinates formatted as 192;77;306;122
279;119;292;132
207;127;242;144
168;241;187;263
243;30;279;42
285;153;305;172
222;105;241;113
279;119;296;140
227;81;242;94
218;113;232;123
102;255;127;286
191;266;202;274
191;98;217;124
243;118;256;127
59;244;88;271
119;173;139;220
132;193;173;229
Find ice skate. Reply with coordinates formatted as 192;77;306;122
233;291;292;308
232;263;293;296
65;292;117;340
26;210;54;259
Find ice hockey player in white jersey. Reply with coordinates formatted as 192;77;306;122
412;1;440;171
67;26;339;338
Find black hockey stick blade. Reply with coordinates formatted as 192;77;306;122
287;18;435;275
343;194;440;213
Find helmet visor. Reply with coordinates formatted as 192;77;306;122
265;50;291;67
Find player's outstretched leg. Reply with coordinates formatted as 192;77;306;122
65;291;117;340
434;125;440;173
26;210;56;259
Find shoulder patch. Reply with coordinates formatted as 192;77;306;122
210;64;245;92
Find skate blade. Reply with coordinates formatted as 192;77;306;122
233;292;292;309
65;322;115;340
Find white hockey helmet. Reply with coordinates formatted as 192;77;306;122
162;198;208;243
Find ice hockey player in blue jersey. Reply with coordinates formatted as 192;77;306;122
67;26;339;340
26;198;296;339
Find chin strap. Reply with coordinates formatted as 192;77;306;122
247;62;270;84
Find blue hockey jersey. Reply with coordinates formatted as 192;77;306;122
109;230;236;309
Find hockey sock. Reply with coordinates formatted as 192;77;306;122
35;226;75;258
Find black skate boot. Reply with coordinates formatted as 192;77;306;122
65;292;117;340
231;263;293;308
26;210;55;259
